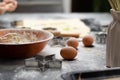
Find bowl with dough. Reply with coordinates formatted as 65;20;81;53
0;29;53;58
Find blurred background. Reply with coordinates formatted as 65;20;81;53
14;0;111;13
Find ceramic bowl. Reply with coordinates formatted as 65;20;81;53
0;29;53;58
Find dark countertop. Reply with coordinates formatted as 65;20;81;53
0;13;112;80
0;13;112;25
0;39;106;80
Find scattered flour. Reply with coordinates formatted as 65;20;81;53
13;70;41;80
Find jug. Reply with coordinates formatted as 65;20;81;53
106;9;120;67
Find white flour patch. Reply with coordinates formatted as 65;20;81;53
13;70;42;80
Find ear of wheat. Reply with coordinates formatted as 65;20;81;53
108;0;120;11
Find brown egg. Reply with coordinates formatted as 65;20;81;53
82;35;94;47
60;46;77;60
66;37;79;49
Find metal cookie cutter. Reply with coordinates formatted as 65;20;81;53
49;36;70;47
96;32;107;44
24;54;62;72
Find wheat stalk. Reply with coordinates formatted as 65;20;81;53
117;0;120;10
108;0;116;10
108;0;120;11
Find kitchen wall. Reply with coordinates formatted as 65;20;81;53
72;0;111;12
15;0;71;13
15;0;110;13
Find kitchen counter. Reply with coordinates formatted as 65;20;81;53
0;12;112;25
0;38;106;80
0;13;112;80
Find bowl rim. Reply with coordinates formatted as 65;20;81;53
0;29;54;45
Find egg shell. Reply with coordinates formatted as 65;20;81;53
66;37;79;49
60;46;77;60
82;35;94;47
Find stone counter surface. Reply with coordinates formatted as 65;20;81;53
0;13;112;25
0;13;112;80
0;40;106;80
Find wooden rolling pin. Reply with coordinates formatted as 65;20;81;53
50;30;80;38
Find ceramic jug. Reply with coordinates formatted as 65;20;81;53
106;9;120;67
